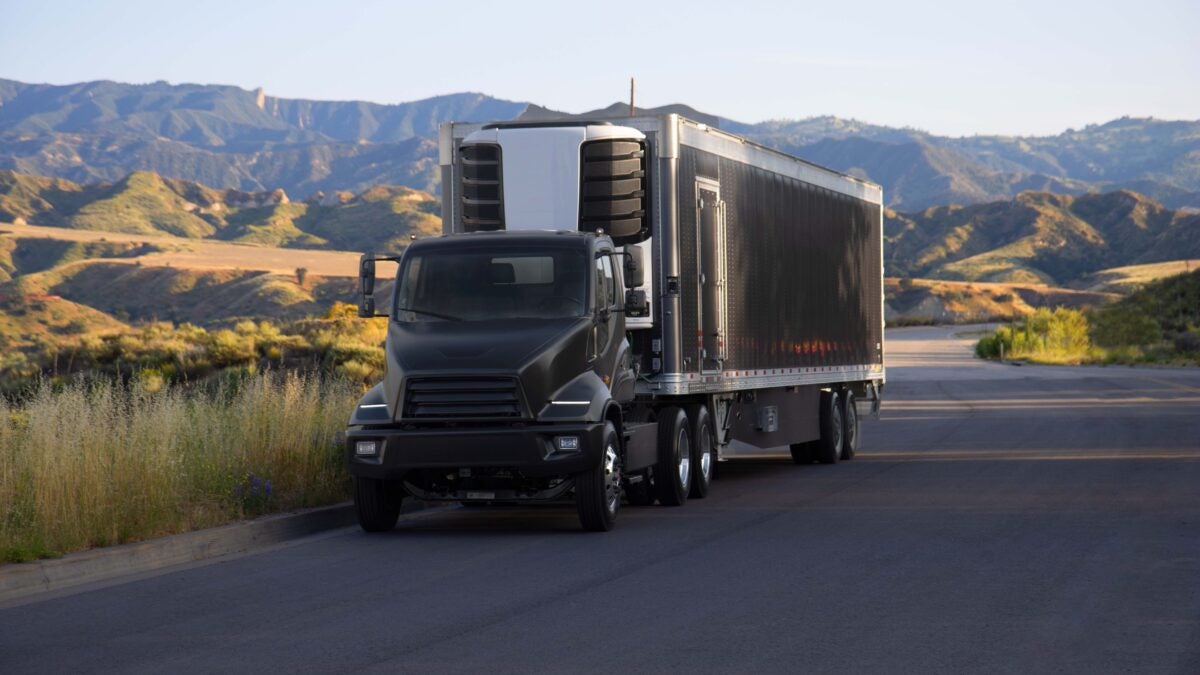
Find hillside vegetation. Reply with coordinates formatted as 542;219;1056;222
886;190;1200;285
976;269;1200;365
3;78;1199;210
0;169;441;250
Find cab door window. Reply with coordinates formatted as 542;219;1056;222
594;254;616;312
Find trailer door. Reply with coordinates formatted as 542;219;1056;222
696;178;728;373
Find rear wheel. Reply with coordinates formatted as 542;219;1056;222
841;390;859;460
576;422;621;531
354;477;404;532
654;407;691;506
687;405;714;499
814;390;844;465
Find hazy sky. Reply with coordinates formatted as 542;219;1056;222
2;0;1197;137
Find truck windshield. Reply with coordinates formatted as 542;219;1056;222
393;246;588;322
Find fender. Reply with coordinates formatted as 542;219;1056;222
537;370;612;424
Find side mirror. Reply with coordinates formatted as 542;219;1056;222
358;296;376;319
624;290;649;317
623;246;645;289
359;254;376;296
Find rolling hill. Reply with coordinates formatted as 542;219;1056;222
2;78;1199;210
885;190;1200;285
0;169;441;251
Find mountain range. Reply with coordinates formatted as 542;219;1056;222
2;78;1199;210
4;165;1199;289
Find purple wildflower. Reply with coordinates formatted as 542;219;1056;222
249;474;260;496
265;480;273;498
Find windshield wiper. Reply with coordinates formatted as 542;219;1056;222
394;306;463;321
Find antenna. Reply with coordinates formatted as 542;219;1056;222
629;77;636;117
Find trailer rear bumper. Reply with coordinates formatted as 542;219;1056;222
345;422;606;481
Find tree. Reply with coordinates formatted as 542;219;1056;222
295;267;308;287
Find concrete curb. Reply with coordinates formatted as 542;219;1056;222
0;500;425;605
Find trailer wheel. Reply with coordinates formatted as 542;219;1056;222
687;405;713;499
353;477;404;532
789;441;814;465
841;390;859;460
655;407;691;506
814;390;844;464
576;422;621;531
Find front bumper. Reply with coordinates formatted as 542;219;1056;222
345;422;606;481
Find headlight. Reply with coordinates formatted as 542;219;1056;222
555;436;581;452
355;440;379;457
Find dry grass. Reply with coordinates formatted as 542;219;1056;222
0;372;358;563
1076;259;1200;294
0;221;366;278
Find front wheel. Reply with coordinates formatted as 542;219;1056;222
353;477;404;532
576;422;621;531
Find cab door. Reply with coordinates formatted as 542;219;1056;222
590;249;633;399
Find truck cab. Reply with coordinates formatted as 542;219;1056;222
346;230;644;531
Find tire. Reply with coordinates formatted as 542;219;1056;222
354;477;404;532
840;390;859;460
814;390;844;465
687;405;714;499
789;440;814;465
576;422;621;531
654;407;691;506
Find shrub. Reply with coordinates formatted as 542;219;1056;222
1090;305;1161;348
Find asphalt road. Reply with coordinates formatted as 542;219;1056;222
3;326;1199;673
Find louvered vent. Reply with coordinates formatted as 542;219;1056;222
461;143;503;231
403;377;523;419
579;139;648;241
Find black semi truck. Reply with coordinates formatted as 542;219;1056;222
346;114;884;531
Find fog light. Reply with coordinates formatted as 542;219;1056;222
555;436;580;452
355;440;379;457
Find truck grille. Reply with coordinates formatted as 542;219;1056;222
579;139;647;241
460;143;504;231
403;377;523;419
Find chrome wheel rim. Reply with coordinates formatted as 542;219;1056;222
832;399;844;452
699;423;712;483
845;398;856;450
603;443;620;515
677;428;691;489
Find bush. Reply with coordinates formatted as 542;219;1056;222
974;307;1090;363
1090;305;1161;348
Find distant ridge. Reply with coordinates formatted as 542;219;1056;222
885;190;1200;285
1;78;1199;210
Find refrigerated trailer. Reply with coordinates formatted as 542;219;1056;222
346;113;884;531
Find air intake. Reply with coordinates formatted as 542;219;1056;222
403;377;523;419
460;143;503;231
579;139;649;242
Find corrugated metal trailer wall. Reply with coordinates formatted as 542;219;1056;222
675;145;883;374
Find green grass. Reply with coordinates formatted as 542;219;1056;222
0;372;358;563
